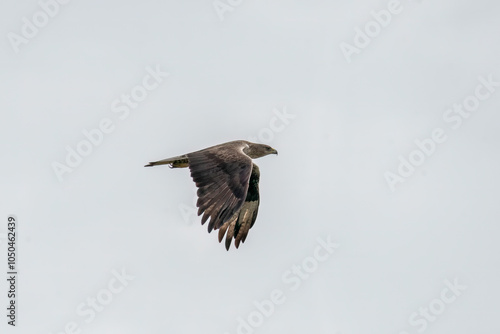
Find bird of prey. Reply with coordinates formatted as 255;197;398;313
145;140;278;250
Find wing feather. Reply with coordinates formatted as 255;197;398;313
218;164;260;250
187;143;253;233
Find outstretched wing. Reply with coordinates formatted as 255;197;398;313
218;164;260;250
188;144;253;233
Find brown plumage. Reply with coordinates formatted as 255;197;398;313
145;140;278;250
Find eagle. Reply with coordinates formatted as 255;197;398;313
145;140;278;250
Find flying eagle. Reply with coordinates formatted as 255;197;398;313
145;140;278;250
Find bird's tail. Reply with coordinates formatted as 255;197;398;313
144;154;189;168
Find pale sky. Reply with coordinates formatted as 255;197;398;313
1;1;500;333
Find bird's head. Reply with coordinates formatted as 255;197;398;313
244;142;278;159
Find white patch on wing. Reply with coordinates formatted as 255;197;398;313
242;210;249;222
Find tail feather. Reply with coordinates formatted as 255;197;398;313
144;155;189;168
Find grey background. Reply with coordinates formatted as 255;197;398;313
1;0;499;333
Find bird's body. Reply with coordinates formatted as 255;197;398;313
145;140;277;250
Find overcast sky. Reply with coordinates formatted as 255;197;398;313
1;0;500;333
